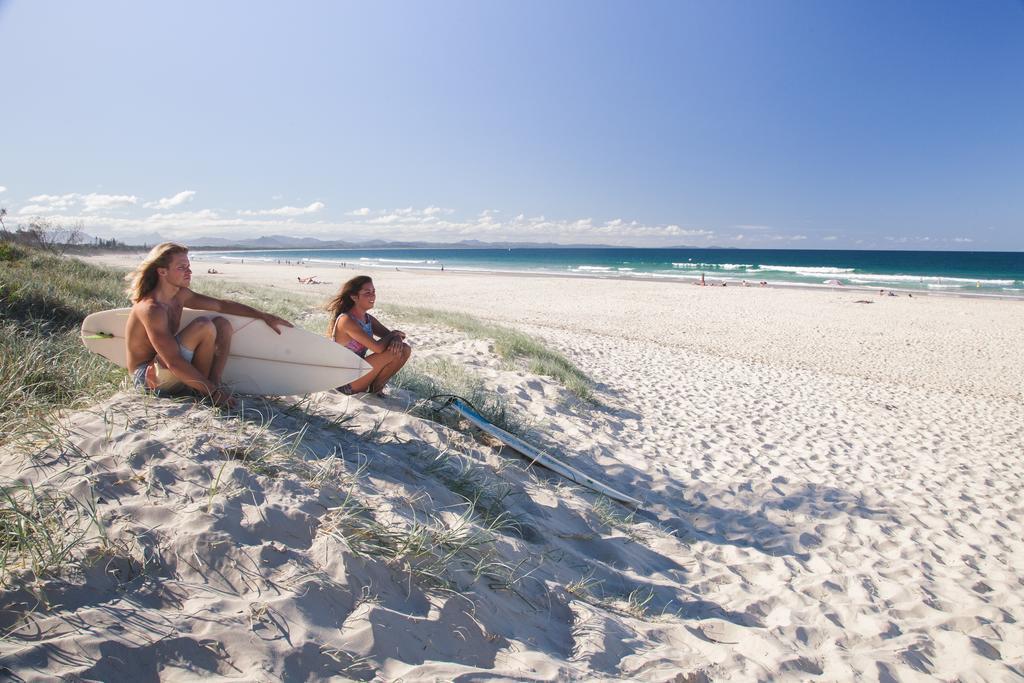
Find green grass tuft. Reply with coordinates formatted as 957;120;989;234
392;357;523;434
0;246;129;438
0;245;127;332
379;304;594;402
190;279;323;331
0;482;94;589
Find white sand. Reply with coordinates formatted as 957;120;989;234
1;253;1021;681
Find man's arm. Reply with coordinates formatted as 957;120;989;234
180;289;293;334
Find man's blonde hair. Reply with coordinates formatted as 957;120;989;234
125;242;189;303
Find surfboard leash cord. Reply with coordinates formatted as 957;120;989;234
423;393;485;417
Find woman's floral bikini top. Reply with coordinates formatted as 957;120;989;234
343;313;373;358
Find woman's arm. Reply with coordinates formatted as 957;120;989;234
336;315;390;355
369;315;406;352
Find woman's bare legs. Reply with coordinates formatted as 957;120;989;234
369;343;411;393
347;343;412;394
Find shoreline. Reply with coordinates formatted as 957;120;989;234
92;250;1024;301
193;246;1024;298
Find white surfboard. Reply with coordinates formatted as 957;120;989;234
81;308;372;396
449;398;642;508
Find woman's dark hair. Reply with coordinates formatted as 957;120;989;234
325;275;373;334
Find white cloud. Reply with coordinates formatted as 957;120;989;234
27;193;78;210
883;234;973;245
18;204;58;215
823;235;838;241
0;186;6;193
238;201;325;217
82;193;137;212
143;209;221;224
29;198;715;247
478;210;499;225
364;206;449;226
21;192;137;214
470;213;711;243
734;224;772;231
144;190;196;210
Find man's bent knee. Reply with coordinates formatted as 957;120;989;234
184;317;217;342
212;316;233;340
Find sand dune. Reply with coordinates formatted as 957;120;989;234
0;255;1021;680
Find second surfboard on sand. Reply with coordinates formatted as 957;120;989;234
448;397;642;507
81;308;372;396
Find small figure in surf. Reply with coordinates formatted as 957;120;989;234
326;275;411;395
124;242;292;407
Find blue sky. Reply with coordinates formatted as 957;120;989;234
1;0;1022;249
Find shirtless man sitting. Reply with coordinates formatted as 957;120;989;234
124;242;292;407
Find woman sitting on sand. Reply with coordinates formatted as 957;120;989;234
326;275;411;395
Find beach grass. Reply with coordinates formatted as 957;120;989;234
0;483;92;591
392;357;524;434
0;244;127;441
190;278;323;331
320;491;516;592
378;304;594;402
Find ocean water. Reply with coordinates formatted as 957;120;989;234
200;247;1024;297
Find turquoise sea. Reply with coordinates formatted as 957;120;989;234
200;248;1024;297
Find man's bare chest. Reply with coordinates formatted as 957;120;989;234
163;303;184;333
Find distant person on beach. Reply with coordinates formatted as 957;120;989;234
124;242;292;407
326;275;411;395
